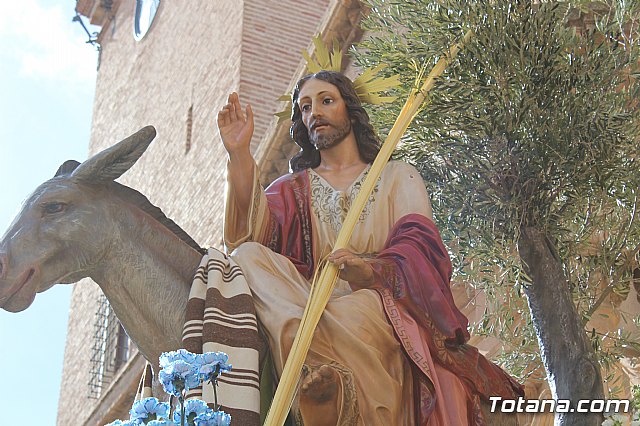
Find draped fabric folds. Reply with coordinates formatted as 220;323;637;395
370;215;525;422
181;248;265;425
224;160;524;425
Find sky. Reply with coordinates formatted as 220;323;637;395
0;0;99;423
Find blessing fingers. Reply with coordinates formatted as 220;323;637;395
217;107;228;126
217;93;243;126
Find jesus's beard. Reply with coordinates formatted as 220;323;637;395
310;118;352;150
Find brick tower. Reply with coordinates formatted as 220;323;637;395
57;1;364;424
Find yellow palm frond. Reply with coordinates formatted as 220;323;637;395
302;49;322;74
312;35;333;70
329;39;342;71
274;107;291;122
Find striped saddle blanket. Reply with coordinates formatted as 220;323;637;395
181;248;265;425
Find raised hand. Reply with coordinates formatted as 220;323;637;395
217;93;256;234
217;92;254;156
327;248;375;290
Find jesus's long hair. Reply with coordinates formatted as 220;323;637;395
289;71;381;172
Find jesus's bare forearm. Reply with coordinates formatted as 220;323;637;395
227;149;255;232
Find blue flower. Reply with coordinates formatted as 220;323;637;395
146;421;178;426
129;397;171;423
159;360;201;396
172;399;214;424
196;352;232;383
194;410;231;426
160;349;198;369
106;421;135;426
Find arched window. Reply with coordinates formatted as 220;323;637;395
133;0;160;41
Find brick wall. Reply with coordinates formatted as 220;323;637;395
57;1;337;424
240;0;330;151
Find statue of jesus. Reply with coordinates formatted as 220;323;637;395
217;70;523;425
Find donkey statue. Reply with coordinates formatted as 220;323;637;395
0;126;203;370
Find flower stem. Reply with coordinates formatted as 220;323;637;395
169;395;175;420
179;395;185;426
213;378;219;412
212;365;221;411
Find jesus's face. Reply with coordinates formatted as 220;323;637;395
297;78;353;150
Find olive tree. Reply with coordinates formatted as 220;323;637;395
356;1;640;424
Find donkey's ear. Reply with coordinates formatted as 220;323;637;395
71;126;156;184
54;160;81;177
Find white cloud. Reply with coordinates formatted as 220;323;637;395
0;0;99;88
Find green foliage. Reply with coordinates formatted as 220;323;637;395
633;384;640;410
356;0;640;382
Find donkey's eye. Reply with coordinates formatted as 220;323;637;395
42;202;66;215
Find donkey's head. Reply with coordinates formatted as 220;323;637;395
0;126;157;312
